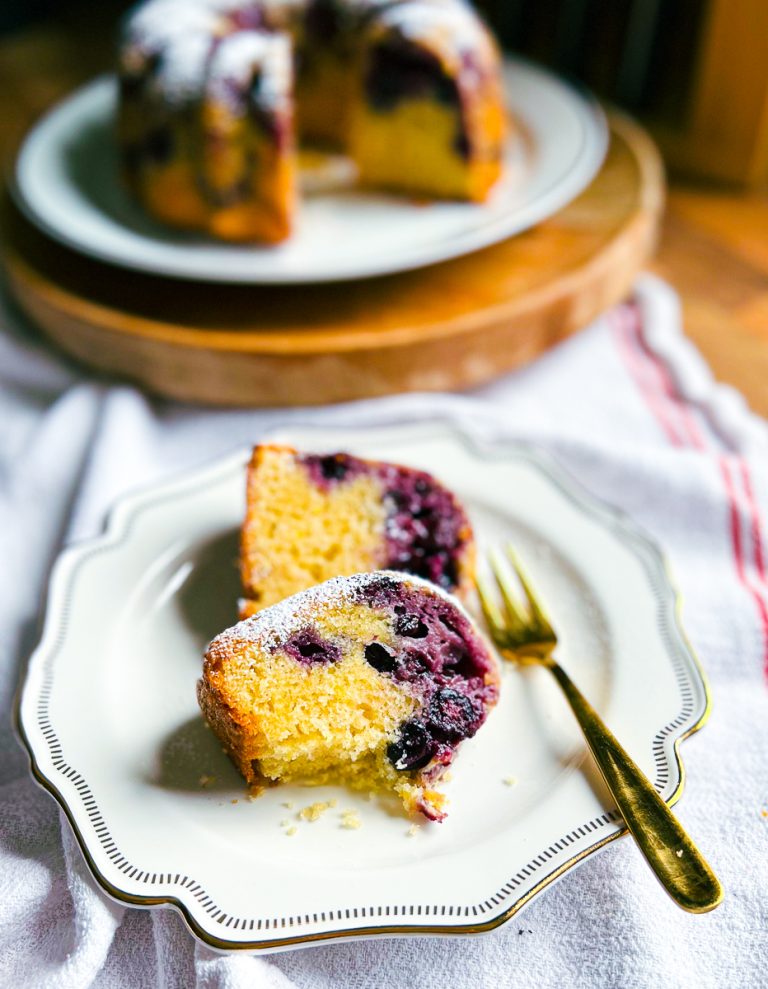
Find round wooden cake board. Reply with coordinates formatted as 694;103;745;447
4;112;663;407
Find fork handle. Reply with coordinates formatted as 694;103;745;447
548;661;723;913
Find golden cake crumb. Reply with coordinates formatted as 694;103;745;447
231;798;238;804
280;819;290;827
407;824;420;838
240;448;388;613
340;810;362;830
503;776;517;787
299;801;334;822
286;826;297;836
282;801;295;810
199;774;215;788
423;789;446;813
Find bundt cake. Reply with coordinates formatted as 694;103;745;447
117;0;506;242
198;571;499;820
239;444;475;617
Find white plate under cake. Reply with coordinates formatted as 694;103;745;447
17;422;709;951
13;59;607;283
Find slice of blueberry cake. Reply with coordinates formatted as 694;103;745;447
198;571;498;820
239;444;475;617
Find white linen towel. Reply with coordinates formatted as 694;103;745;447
1;275;766;988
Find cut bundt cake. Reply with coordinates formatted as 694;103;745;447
198;571;499;820
240;444;475;617
117;0;507;242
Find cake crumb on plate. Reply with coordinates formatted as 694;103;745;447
340;810;361;830
299;801;334;822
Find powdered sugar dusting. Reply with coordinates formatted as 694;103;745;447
376;0;494;59
122;0;495;107
125;0;234;48
207;30;292;108
151;30;216;102
210;570;463;655
122;0;244;104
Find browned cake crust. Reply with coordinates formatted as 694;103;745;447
197;644;262;785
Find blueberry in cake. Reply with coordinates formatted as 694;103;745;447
198;571;498;819
117;0;507;242
239;444;475;616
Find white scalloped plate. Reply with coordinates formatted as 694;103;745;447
12;59;607;283
17;422;709;952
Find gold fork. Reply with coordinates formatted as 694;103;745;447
477;546;723;914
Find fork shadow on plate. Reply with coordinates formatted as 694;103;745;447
520;672;616;818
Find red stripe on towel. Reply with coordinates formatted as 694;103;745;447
611;307;684;447
719;456;768;677
613;301;768;681
626;306;706;452
739;458;767;584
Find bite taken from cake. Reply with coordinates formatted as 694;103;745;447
239;444;476;617
198;571;499;820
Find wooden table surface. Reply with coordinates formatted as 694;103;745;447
2;8;767;416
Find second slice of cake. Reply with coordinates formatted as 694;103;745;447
240;444;475;616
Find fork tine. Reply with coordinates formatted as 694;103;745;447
505;545;555;636
489;550;528;635
476;571;508;644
